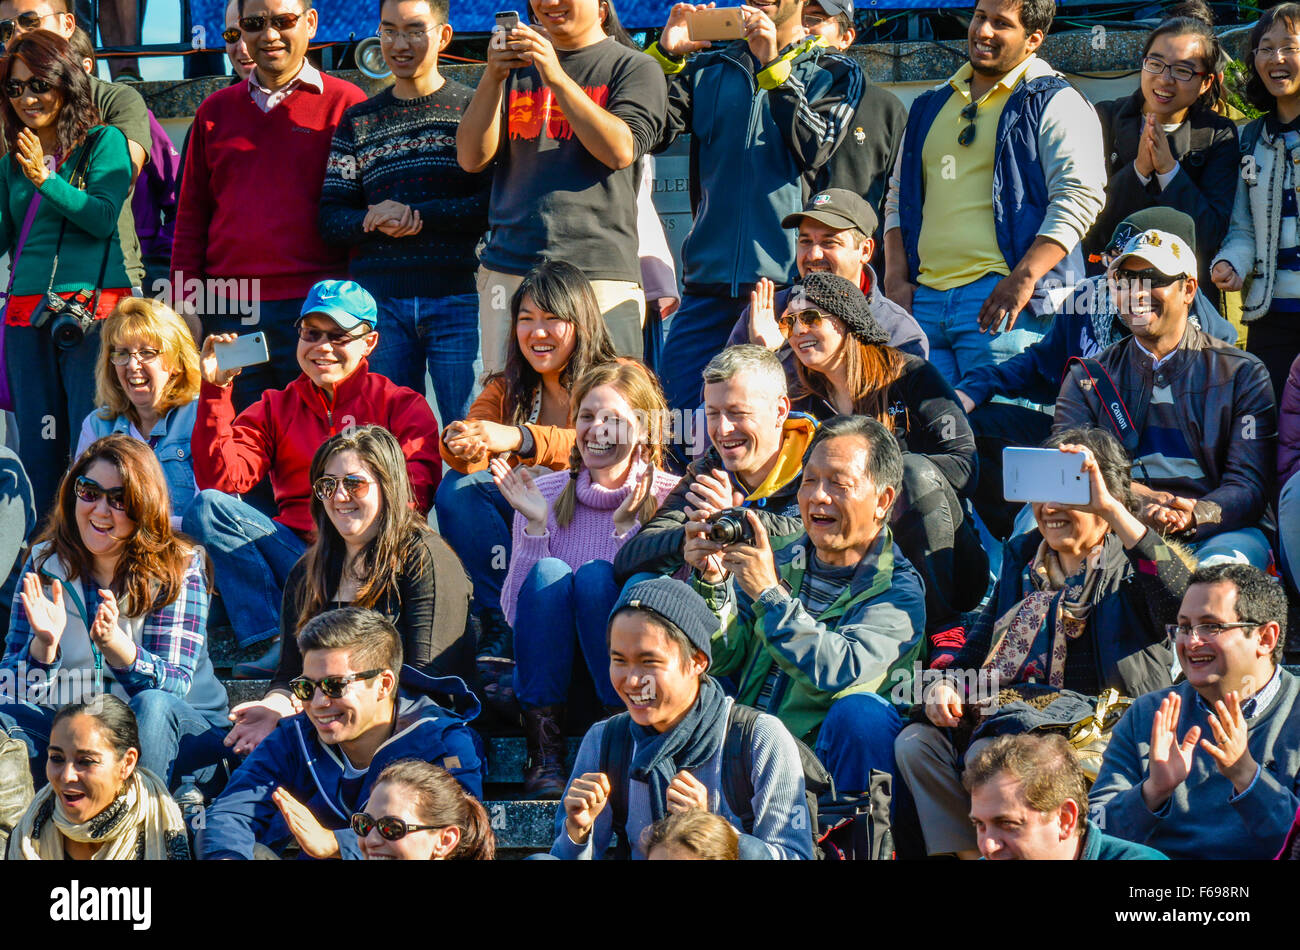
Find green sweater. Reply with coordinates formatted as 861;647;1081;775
0;124;132;296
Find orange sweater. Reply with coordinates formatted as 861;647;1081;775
440;376;576;474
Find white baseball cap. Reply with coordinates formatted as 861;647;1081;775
1107;228;1195;280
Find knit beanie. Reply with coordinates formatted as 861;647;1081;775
789;271;889;346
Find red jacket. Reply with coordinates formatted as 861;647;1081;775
192;362;440;539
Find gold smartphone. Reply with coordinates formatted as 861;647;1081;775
687;7;747;41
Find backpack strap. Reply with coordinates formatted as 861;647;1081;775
598;713;635;860
1064;356;1142;458
721;702;759;834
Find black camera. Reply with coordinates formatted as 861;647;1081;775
30;290;95;350
706;507;755;545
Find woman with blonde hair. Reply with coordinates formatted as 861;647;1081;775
493;360;679;796
77;296;202;518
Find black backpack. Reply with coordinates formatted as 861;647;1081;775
599;703;891;859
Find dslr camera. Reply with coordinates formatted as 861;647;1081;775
705;507;755;545
31;290;95;350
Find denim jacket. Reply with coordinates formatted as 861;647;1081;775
81;399;198;512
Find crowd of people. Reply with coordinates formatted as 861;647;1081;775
0;0;1298;862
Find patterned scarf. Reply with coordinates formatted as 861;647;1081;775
7;767;190;861
983;539;1105;688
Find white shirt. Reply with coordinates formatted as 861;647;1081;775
248;59;324;113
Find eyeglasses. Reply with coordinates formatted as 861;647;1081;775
108;346;160;366
295;322;371;346
239;12;303;33
313;474;376;502
1141;56;1207;83
958;101;978;147
1253;44;1300;61
222;26;241;43
351;812;440;841
377;26;438;43
73;475;127;512
777;308;832;337
1110;267;1186;291
288;669;384;702
0;11;61;43
1165;622;1259;641
3;77;52;99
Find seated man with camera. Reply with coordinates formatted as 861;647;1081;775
686;414;925;795
614;344;816;583
183;279;442;672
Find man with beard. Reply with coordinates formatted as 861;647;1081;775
1053;227;1276;567
882;0;1105;399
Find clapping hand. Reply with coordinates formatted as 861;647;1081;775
748;277;784;349
20;573;65;663
490;456;550;535
1201;691;1257;793
612;446;654;536
15;128;49;187
274;787;340;859
1142;692;1201;810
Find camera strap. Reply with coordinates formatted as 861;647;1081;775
44;127;112;309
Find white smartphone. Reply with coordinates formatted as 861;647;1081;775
213;332;270;373
1003;447;1091;506
687;7;747;41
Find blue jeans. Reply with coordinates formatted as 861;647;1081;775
434;469;514;615
813;692;903;797
368;293;481;425
911;273;1048;404
1188;527;1272;569
513;558;621;708
0;689;230;793
182;489;309;647
660;292;752;418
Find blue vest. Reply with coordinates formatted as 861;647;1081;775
84;400;199;513
898;73;1086;306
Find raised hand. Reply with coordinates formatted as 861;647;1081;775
564;771;612;844
1142;692;1200;810
660;2;715;57
748;277;784;349
273;786;340;859
15;127;49;187
20;573;65;661
1201;691;1257;793
200;333;242;388
612;446;653;536
490;456;550;534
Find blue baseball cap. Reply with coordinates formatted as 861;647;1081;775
299;280;378;333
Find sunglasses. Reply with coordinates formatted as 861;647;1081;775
0;10;59;43
1110;267;1185;290
239;12;303;32
295;322;371;346
4;77;52;99
109;346;160;366
958;101;978;147
777;308;832;337
73;475;127;512
222;26;241;43
313;474;375;502
288;669;384;702
351;812;440;841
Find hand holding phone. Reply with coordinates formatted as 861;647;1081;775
489;9;526;66
687;5;747;41
203;332;269;388
1003;447;1091;506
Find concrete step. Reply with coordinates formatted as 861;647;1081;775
482;799;562;853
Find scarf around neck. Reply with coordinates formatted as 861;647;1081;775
629;676;730;822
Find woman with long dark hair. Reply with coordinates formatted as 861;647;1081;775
0;30;133;514
435;260;617;666
224;425;475;754
0;434;228;792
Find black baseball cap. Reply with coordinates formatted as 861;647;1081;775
782;188;879;237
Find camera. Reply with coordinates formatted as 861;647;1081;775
705;507;755;545
30;290;95;350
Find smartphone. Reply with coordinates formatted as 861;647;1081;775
687;7;747;41
1002;447;1091;506
213;332;270;374
491;11;520;51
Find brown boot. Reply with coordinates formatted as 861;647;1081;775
522;705;567;799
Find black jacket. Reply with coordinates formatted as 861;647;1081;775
1085;90;1239;284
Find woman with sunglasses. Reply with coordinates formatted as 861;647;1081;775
1213;2;1300;400
1085;4;1237;290
76;298;201;526
779;272;985;664
353;758;494;860
0;434;229;796
8;695;191;860
0;29;133;517
224;425;475;755
435;261;617;673
894;428;1191;859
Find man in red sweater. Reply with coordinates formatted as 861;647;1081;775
171;0;366;410
182;280;442;674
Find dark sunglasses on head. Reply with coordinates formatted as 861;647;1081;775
239;12;303;33
0;10;58;43
777;308;832;337
351;812;440;841
958;101;978;147
313;474;375;502
73;475;127;512
4;77;52;99
222;26;241;43
288;669;384;702
1111;267;1185;289
295;321;371;346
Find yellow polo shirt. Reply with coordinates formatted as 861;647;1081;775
917;56;1038;291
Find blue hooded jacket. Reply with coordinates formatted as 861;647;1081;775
198;666;482;860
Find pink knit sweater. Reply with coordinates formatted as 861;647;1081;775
501;466;680;628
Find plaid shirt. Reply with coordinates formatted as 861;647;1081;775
2;549;209;700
